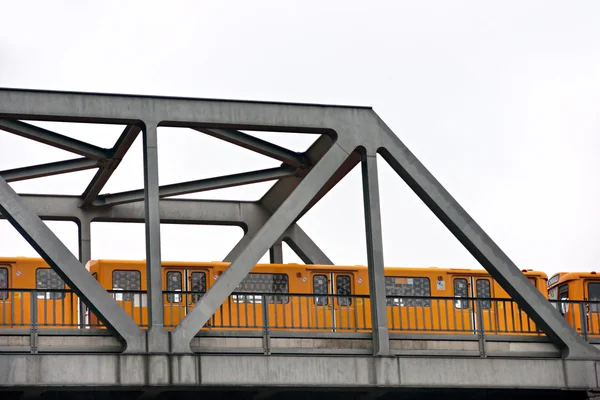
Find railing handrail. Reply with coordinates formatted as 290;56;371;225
2;287;600;304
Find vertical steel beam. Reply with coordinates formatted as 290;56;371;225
378;126;600;359
142;123;168;352
171;143;349;353
78;216;92;265
78;216;92;328
0;176;144;351
361;151;390;356
269;241;283;264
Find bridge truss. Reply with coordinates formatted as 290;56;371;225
0;87;596;361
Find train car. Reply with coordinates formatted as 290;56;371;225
376;266;547;335
88;259;547;336
0;255;549;338
0;257;78;328
547;271;600;337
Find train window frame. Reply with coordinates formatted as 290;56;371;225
558;284;569;315
453;278;469;309
36;268;66;300
233;273;289;304
587;282;600;312
166;271;182;303
313;274;329;306
385;276;431;307
475;279;491;310
190;271;207;303
336;275;352;306
112;270;141;302
0;267;8;301
548;274;560;287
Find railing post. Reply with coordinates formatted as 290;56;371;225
475;298;486;358
579;301;588;342
262;298;270;355
30;291;38;354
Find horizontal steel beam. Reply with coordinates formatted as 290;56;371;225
0;120;110;160
0;194;268;228
0;158;98;182
81;125;141;207
93;166;297;207
194;128;308;168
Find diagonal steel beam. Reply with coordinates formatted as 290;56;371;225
282;224;333;265
377;121;600;360
194;128;308;168
0;120;110;160
80;125;141;207
0;158;98;182
170;143;349;352
0;175;144;352
93;166;297;207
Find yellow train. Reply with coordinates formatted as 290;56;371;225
0;256;557;337
547;271;600;338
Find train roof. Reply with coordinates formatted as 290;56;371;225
0;257;547;278
548;271;600;287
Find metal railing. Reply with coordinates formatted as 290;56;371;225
0;289;599;341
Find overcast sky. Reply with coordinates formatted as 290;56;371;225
0;0;599;277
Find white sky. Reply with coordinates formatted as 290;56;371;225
0;0;599;277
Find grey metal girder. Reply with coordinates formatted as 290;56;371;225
194;128;308;168
0;87;594;359
375;116;599;360
0;158;98;182
0;176;144;351
81;125;141;207
170;143;350;352
0;119;110;160
0;194;333;266
282;224;334;265
93;166;297;207
142;123;168;352
361;151;390;356
269;241;284;264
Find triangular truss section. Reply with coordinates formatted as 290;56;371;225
0;88;596;360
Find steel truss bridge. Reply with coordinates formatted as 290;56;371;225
0;88;599;399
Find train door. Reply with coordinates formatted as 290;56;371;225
0;265;11;327
584;281;600;336
111;269;145;327
451;275;475;333
309;272;355;331
474;277;496;333
163;268;209;329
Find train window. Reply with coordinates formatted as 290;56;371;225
36;268;65;300
166;272;182;303
233;273;289;304
476;279;491;309
548;274;560;287
336;275;352;306
0;268;8;300
453;278;469;309
588;283;600;312
558;284;569;315
385;277;431;307
191;272;206;303
313;275;329;306
528;278;536;288
112;270;141;301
